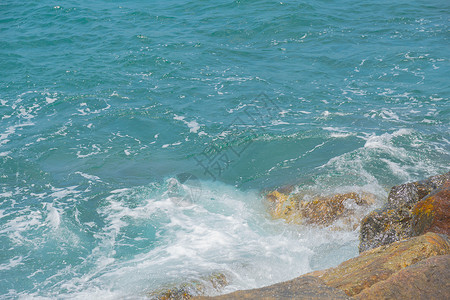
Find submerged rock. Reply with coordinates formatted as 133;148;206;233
319;232;449;297
148;272;228;300
266;190;375;228
354;254;450;299
194;276;350;300
359;172;449;252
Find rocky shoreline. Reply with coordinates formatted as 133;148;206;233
152;173;450;299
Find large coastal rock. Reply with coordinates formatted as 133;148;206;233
412;181;450;236
359;172;449;252
266;190;375;228
359;207;413;253
149;273;228;300
319;232;449;296
195;276;350;300
354;254;450;299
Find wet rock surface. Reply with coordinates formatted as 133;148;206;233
359;207;413;253
148;273;228;300
194;276;350;300
354;254;450;300
266;190;375;228
412;181;450;236
318;232;449;296
359;172;449;252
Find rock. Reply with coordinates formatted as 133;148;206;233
266;190;292;220
266;190;375;227
387;173;450;209
386;182;420;209
319;232;449;297
149;272;228;300
149;285;196;300
359;207;413;253
354;254;450;300
412;181;450;236
194;276;350;300
414;173;450;199
359;172;449;252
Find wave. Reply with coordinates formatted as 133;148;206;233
1;176;371;299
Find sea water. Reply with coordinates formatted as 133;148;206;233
0;0;449;298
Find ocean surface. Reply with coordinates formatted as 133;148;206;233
1;0;449;298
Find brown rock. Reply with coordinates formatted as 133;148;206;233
412;181;450;236
359;172;450;252
149;273;228;300
319;232;449;297
386;182;420;210
354;255;450;300
266;191;375;227
387;173;450;210
359;207;413;253
414;173;450;199
194;276;350;300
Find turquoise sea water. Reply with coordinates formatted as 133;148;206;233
1;0;449;298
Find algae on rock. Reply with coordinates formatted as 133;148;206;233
359;172;450;252
412;181;450;237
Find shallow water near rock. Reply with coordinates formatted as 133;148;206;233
0;0;449;298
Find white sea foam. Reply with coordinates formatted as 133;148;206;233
330;132;353;138
45;97;57;104
0;209;44;245
271;120;289;125
380;109;400;121
44;203;61;229
323;127;354;138
0;191;13;198
49;186;80;199
162;141;182;148
0;256;24;271
75;172;102;182
380;158;410;180
0;123;34;146
0;151;11;157
317;128;445;189
74;101;111;116
18;180;364;299
278;109;290;117
227;103;248;114
76;144;102;158
173;114;202;134
364;129;412;153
